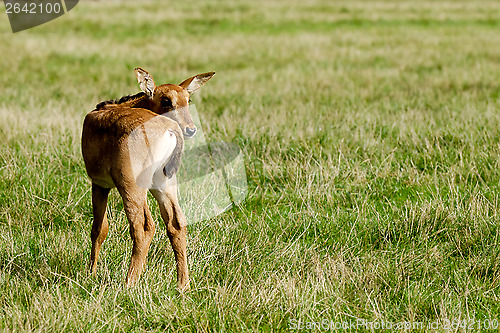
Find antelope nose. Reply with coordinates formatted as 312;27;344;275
185;127;197;138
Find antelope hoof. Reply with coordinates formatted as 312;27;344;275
177;281;190;293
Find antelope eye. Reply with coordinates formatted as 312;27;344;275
161;98;173;109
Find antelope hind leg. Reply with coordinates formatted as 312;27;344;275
150;185;189;291
118;186;156;287
89;183;110;276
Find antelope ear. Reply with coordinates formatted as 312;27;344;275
179;72;215;94
135;67;156;99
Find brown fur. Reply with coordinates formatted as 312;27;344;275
94;92;146;111
82;68;214;290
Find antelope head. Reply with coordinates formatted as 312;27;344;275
135;67;215;138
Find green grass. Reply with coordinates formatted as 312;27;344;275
1;0;500;331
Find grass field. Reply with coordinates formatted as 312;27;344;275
1;0;500;331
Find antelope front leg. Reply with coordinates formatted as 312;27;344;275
168;215;189;291
150;188;189;291
89;183;110;275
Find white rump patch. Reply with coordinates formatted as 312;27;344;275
127;119;177;190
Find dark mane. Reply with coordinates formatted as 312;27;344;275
94;92;146;110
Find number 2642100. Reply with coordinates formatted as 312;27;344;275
5;2;62;14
